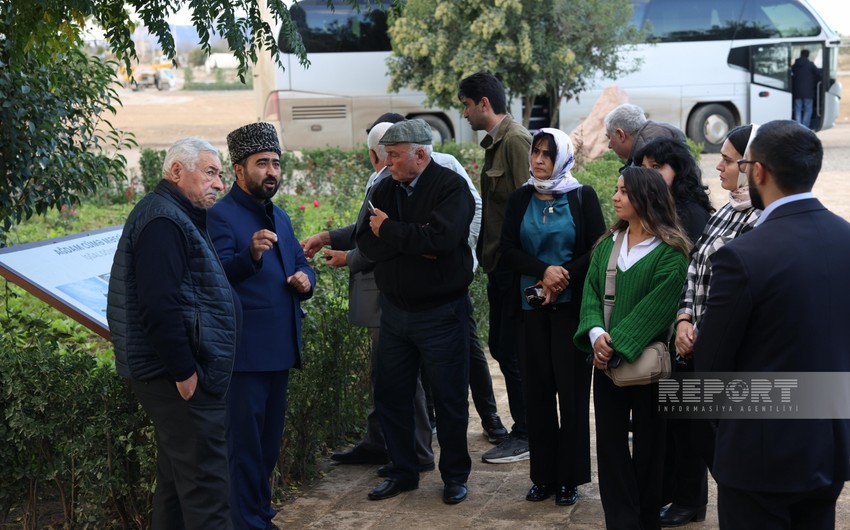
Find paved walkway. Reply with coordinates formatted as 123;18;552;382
272;356;724;529
273;353;850;528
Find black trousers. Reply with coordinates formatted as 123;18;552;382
594;371;666;530
468;300;500;422
718;481;844;530
375;296;471;484
361;327;434;465
132;377;232;530
521;305;591;487
487;266;528;436
421;294;499;427
661;358;708;509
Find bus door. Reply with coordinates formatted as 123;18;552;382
802;43;840;132
748;42;793;125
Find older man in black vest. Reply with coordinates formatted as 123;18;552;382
108;137;238;529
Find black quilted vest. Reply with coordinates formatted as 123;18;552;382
107;180;236;396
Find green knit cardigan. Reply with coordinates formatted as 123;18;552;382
574;235;688;362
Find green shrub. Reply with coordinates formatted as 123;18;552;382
277;266;371;486
574;150;622;227
138;148;166;194
182;81;252;91
0;310;154;529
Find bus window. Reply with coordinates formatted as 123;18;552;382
642;0;743;41
751;43;791;90
281;0;392;54
737;0;820;39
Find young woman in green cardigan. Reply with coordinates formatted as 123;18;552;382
574;166;690;529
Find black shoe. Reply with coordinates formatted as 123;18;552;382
331;444;389;465
376;461;436;477
481;415;509;444
367;478;418;501
525;483;553;502
555;485;578;506
660;503;707;527
443;482;468;504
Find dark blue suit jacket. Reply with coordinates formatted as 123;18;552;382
695;198;850;492
208;185;315;372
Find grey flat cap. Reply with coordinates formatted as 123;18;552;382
379;119;433;145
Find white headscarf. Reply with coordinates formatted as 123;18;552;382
730;123;760;211
525;127;582;195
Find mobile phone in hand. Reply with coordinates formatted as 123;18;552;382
367;200;376;214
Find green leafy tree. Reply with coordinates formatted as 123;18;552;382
387;0;644;128
0;15;135;245
0;0;369;245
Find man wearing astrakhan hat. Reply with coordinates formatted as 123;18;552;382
208;122;315;529
356;119;476;504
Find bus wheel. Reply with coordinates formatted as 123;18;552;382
418;115;452;144
687;104;734;153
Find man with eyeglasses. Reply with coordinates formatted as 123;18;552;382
695;120;850;529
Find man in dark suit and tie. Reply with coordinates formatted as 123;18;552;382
694;119;850;529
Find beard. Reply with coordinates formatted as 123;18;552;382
247;176;280;201
747;169;765;210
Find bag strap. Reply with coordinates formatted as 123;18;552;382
603;231;626;329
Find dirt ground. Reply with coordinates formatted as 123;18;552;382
109;88;259;149
109;74;850;148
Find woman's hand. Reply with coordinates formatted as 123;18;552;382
592;333;615;369
537;282;556;306
675;320;697;358
541;266;569;295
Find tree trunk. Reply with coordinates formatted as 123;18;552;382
548;86;560;128
522;95;535;129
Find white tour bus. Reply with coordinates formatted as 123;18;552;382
254;0;842;152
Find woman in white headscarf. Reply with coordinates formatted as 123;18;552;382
659;124;762;527
500;128;606;506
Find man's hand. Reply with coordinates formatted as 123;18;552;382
300;231;331;259
176;372;198;401
287;271;312;293
251;229;278;262
322;249;347;268
368;207;388;236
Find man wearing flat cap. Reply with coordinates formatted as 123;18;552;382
356;119;476;504
208;122;315;530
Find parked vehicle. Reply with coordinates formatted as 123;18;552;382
119;55;177;91
254;0;842;152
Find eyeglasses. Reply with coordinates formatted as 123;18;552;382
736;159;758;172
